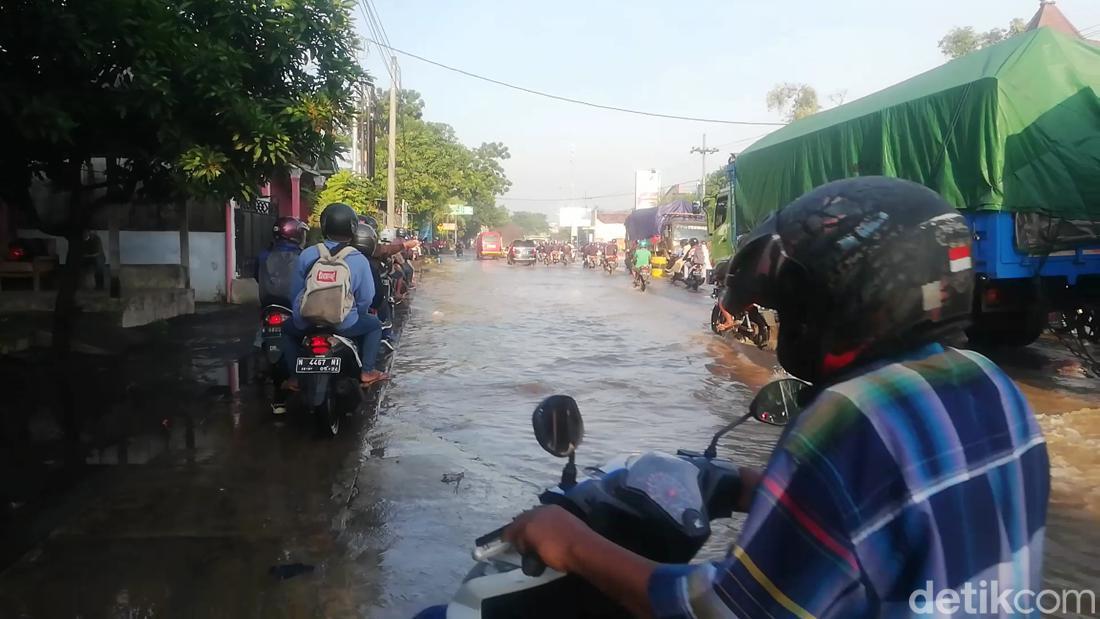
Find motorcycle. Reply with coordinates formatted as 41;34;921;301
293;331;364;437
550;249;562;264
584;254;599;269
261;304;293;414
424;379;808;618
632;265;651;292
684;263;705;292
604;255;618;274
710;285;771;349
456;244;464;258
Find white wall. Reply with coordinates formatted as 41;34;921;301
18;229;226;302
594;222;626;242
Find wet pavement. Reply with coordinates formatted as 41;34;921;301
0;258;1097;618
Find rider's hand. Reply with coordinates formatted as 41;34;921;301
403;239;420;250
504;505;591;573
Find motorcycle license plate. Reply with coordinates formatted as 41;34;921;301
296;357;341;374
262;326;282;337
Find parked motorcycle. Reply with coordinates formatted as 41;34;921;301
293;332;364;437
422;379;808;618
261;304;293;414
684;263;705;292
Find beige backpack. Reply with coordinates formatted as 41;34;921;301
299;244;357;327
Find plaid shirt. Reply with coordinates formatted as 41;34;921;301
650;344;1049;618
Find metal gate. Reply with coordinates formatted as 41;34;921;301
234;199;277;279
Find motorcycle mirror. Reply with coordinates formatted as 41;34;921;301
749;378;810;426
532;395;584;458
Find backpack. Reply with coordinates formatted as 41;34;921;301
299;243;357;327
258;247;298;306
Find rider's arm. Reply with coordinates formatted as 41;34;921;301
648;415;866;619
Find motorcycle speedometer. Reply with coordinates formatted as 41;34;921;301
623;452;706;530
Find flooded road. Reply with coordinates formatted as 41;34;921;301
364;258;1100;617
0;257;1097;618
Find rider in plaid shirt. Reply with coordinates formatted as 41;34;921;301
504;178;1049;618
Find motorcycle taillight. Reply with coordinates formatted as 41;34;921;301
264;312;287;326
308;336;331;355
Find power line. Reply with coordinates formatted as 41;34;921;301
362;38;787;127
503;191;635;202
357;1;395;82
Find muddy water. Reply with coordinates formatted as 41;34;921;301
369;258;1100;618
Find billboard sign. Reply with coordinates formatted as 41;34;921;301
448;204;474;216
558;206;592;228
440;222;457;231
635;170;661;210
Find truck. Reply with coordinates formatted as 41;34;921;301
625;200;709;256
710;27;1100;348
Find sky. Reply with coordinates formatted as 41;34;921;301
355;0;1100;216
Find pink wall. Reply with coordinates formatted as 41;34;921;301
268;177;294;218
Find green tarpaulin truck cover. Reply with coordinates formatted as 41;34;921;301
734;27;1100;227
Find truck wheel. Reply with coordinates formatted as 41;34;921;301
966;310;1045;347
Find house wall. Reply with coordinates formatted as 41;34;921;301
17;229;227;302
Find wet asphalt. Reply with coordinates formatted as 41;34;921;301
0;256;1097;618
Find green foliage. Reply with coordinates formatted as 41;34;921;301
0;0;364;225
468;203;510;237
311;170;379;227
766;83;821;122
375;90;512;222
938;18;1026;59
510;211;549;236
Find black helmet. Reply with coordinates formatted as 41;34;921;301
273;216;307;244
358;214;379;229
689;237;699;246
320;203;357;240
353;222;378;257
722;177;973;383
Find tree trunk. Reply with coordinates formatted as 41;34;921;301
53;226;85;469
52;162;88;470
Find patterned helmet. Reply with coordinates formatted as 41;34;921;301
273;217;307;244
722;176;973;382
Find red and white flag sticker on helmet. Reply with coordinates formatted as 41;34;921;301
948;245;972;272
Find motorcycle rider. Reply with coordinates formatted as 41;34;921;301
602;240;618;268
631;239;651;287
255;216;308;307
351;222;396;348
281;203;390;389
255;216;307;413
502;177;1049;618
685;237;711;280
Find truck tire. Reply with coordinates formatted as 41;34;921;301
966;310;1045;347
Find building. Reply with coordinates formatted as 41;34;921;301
592;210;629;242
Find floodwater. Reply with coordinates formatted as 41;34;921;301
0;258;1097;618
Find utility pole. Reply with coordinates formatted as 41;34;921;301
690;134;719;202
386;55;398;229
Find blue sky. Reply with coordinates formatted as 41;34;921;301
357;0;1100;215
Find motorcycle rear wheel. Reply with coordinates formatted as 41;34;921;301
315;394;340;438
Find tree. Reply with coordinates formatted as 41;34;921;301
510;211;549;236
0;0;362;465
373;90;512;225
466;203;509;238
766;83;822;122
311;170;379;227
938;18;1026;59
